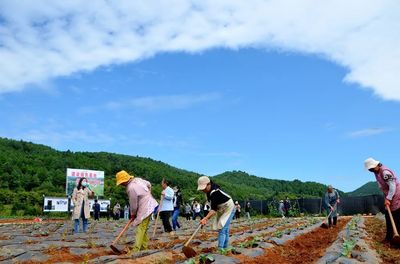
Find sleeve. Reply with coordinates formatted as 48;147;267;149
387;180;396;200
335;190;340;200
164;188;174;201
128;188;139;216
324;193;330;207
383;171;395;182
210;194;219;211
144;180;152;189
71;188;78;204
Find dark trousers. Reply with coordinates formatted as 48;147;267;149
192;212;202;220
185;213;191;220
94;212;100;220
385;208;400;241
160;211;173;233
328;216;337;227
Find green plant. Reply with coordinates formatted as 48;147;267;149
199;254;215;264
341;238;357;257
184;259;196;264
272;230;284;238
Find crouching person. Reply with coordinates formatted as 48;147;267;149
197;176;235;251
116;170;158;252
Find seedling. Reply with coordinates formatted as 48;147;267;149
199;254;215;264
341;238;357;257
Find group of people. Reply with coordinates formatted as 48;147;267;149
70;156;400;251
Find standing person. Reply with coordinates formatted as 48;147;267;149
245;202;251;219
278;200;286;219
203;201;211;218
93;199;100;221
184;203;192;221
284;197;291;217
192;200;202;220
71;177;94;233
124;204;130;220
116;170;158;252
159;179;175;235
106;204;111;220
324;185;340;228
234;201;241;219
365;158;400;243
197;176;236;251
113;203;121;220
172;186;182;231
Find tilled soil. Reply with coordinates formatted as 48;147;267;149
365;216;400;264
236;217;350;264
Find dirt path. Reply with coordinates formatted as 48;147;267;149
236;218;350;264
364;216;400;264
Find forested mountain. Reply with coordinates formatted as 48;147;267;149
346;181;381;197
213;171;333;200
0;137;336;216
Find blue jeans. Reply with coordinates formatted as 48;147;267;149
172;208;181;230
218;208;236;249
74;218;88;233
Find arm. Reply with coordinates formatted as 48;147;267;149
387;180;396;200
383;171;396;202
164;188;174;201
128;188;139;217
324;193;330;208
71;188;78;204
200;209;217;226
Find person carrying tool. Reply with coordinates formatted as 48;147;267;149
324;185;340;228
116;170;158;252
159;179;175;235
197;176;236;251
365;158;400;243
72;177;94;233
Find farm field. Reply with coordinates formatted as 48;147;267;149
0;215;390;264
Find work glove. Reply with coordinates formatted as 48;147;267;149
385;199;391;207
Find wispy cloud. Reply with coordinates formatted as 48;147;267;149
0;1;399;100
347;127;392;138
105;93;221;111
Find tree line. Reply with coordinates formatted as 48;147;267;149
0;137;336;216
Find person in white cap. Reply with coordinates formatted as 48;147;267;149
197;176;235;251
365;157;400;243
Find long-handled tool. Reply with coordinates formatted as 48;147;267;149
320;203;337;229
386;204;400;245
152;197;163;239
182;224;202;258
110;217;134;254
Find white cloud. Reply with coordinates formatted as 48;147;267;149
348;127;392;138
105;93;221;111
0;1;399;100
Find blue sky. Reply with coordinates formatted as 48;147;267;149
0;1;399;192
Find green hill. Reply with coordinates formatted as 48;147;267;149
0;137;334;216
347;181;382;197
213;171;333;200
